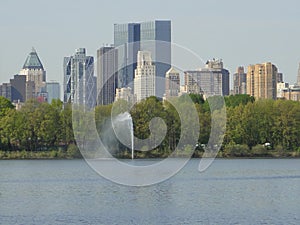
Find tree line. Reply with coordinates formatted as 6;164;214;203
0;94;300;158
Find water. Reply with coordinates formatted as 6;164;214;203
0;159;299;224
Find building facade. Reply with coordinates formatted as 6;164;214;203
46;82;60;103
246;62;277;100
19;48;46;97
134;51;155;102
63;48;96;109
97;46;118;105
0;83;12;100
114;20;171;97
165;67;180;98
184;59;230;97
140;20;171;97
297;63;300;86
115;87;134;103
114;23;140;88
233;66;247;95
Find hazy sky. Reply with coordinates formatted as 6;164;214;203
0;0;299;88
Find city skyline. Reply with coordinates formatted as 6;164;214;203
0;0;299;88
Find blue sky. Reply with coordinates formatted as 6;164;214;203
0;0;299;87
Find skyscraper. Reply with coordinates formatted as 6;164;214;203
297;63;300;86
10;75;26;102
19;48;46;97
46;82;60;103
134;51;155;102
140;20;171;97
184;59;230;97
246;62;277;100
165;67;180;98
97;46;118;105
63;48;96;109
114;20;171;96
233;66;247;95
114;23;140;88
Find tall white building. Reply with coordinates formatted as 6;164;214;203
134;51;155;102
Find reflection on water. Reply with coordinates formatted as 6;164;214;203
0;159;299;224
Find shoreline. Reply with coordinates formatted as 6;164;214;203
1;148;299;160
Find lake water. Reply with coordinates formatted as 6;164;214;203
0;159;299;225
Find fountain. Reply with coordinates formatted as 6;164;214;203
113;112;134;159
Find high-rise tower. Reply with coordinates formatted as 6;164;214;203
19;48;46;98
97;46;118;105
246;62;277;100
63;48;96;109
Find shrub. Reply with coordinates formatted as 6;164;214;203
67;144;82;158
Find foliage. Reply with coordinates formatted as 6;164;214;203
1;94;300;158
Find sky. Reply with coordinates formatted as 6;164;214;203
0;0;300;89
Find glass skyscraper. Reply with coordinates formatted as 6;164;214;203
114;20;171;97
63;48;96;109
114;23;140;88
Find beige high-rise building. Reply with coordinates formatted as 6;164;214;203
246;62;277;100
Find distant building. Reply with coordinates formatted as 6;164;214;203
114;23;140;88
140;20;171;97
282;86;300;101
0;83;12;100
19;48;46;97
277;73;283;83
246;62;277;100
115;87;134;103
184;59;230;97
165;67;180;98
233;66;247;94
46;82;60;103
277;82;289;99
114;20;171;97
63;48;96;109
97;46;118;105
297;63;300;86
134;51;155;102
10;75;26;102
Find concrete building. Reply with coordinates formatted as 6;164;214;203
19;48;46;97
282;87;300;101
63;48;96;109
46;82;60;103
165;67;180;98
233;66;247;94
246;62;277;100
184;59;230;97
277;82;289;99
277;73;283;83
297;63;300;86
97;46;118;105
134;51;155;102
115;87;134;103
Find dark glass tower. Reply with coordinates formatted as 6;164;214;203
97;46;118;105
114;23;140;88
114;20;171;96
140;20;171;97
